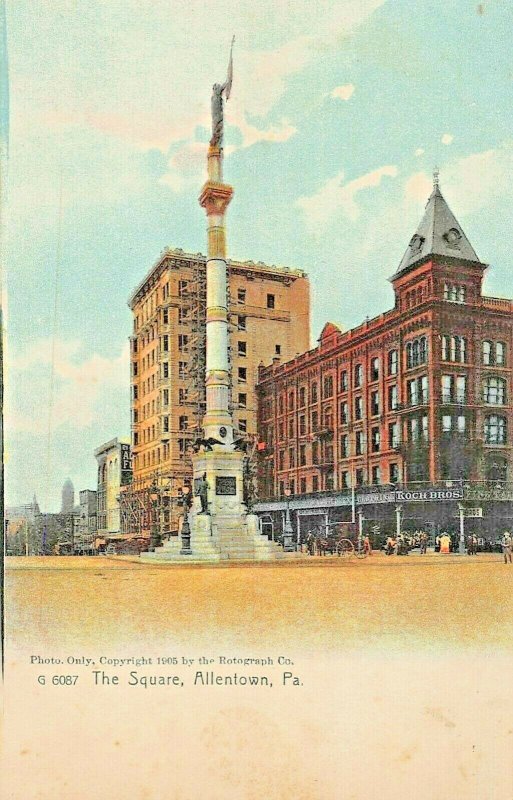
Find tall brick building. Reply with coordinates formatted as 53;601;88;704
257;179;513;509
123;247;309;535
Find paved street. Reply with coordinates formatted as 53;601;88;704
6;552;513;654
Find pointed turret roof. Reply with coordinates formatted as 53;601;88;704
394;173;481;277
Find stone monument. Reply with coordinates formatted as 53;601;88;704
142;42;299;562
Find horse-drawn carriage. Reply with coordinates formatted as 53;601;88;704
304;522;368;559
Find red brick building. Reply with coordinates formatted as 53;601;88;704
257;179;513;502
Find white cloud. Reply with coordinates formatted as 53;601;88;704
415;148;425;157
330;84;355;101
441;143;513;215
296;165;398;233
7;0;385;208
441;133;454;145
6;338;129;434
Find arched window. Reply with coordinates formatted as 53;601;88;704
419;336;427;363
484;415;507;445
406;336;428;369
496;342;506;366
484;377;506;405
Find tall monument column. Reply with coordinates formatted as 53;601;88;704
141;42;296;561
198;149;234;447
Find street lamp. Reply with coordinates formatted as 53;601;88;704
180;484;192;555
148;481;161;552
283;485;295;552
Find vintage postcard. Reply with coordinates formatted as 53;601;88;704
2;1;513;798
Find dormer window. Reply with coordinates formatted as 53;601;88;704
409;234;424;254
444;228;462;248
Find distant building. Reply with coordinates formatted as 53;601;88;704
95;438;132;539
61;478;75;513
6;494;40;524
76;489;97;552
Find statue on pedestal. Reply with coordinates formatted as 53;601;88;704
210;37;234;148
197;473;210;515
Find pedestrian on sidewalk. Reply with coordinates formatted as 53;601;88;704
501;530;512;564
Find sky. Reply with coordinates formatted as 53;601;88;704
4;0;513;510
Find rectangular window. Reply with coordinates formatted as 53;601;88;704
341;434;349;458
311;383;318;403
340;370;348;392
354;364;363;387
323;375;333;398
288;391;295;410
300;477;307;495
442;415;452;433
178;415;188;431
371;427;380;452
389;422;399;449
237;288;246;304
267;294;275;309
311;411;319;432
178;334;188;352
388;385;398;411
372;466;380;485
456;376;466;403
178;307;188;324
162;389;169;407
356;431;364;455
275;344;281;355
237;316;246;331
178;280;188;297
162;362;169;379
312;475;319;493
288;419;294;438
340;402;349;425
178;361;187;380
390;463;400;483
238;341;247;357
370;357;380;382
299;415;306;436
289;448;295;468
162;334;169;352
162;308;169;325
312;441;319;464
341;471;350;489
238;393;247;409
355;396;363;420
278;422;284;440
239;419;247;432
279;451;285;471
238;367;247;382
355;468;364;486
371;391;380;416
388;349;398;376
179;388;188;404
299;444;306;466
299;387;306;407
408;379;418;406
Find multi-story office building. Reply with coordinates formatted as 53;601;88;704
256;180;513;534
123;247;310;535
95;438;132;540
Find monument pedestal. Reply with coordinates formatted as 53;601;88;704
141;447;302;563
